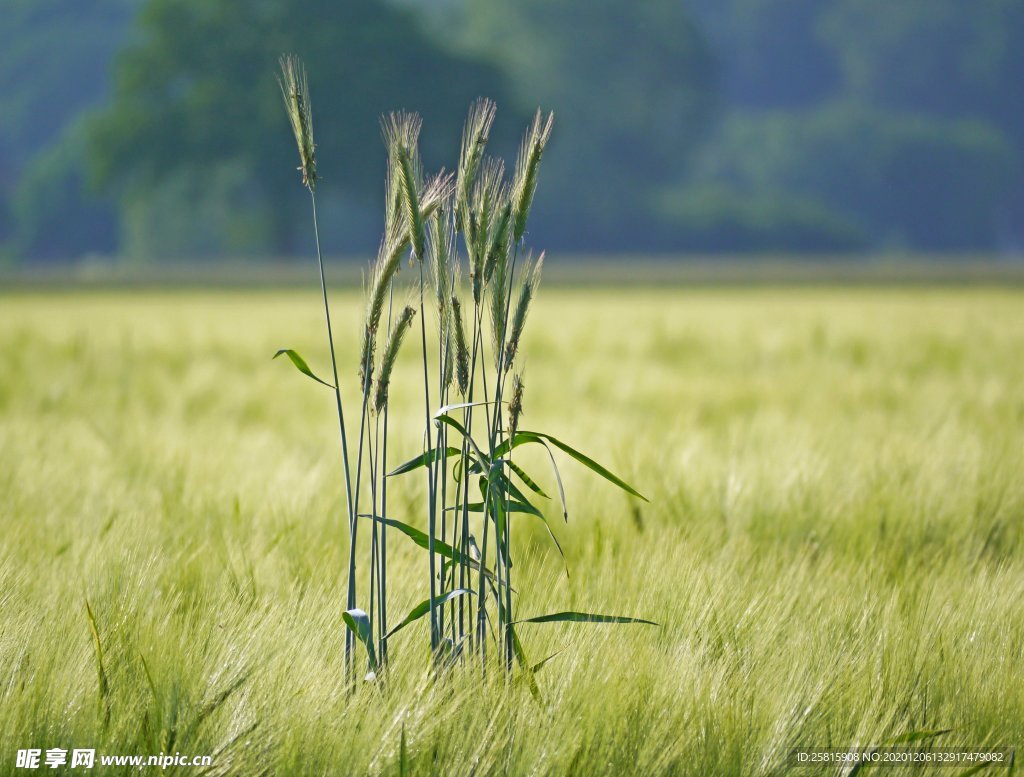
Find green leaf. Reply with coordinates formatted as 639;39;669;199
515;611;658;626
435;414;489;464
510;624;542;702
449;501;540;515
531;650;563;674
387;446;462;477
506;460;549;499
399;725;408;777
486;479;510;568
84;599;110;729
501;430;648;501
534;437;569;521
493;468;539;510
273;349;335;389
342;609;378;674
385;589;474;639
361;514;504;587
503;479;568;575
479;471;568;576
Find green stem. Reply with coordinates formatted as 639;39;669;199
309;191;356;676
418;259;439;653
458;298;483;647
488;241;521;670
379;287;393;665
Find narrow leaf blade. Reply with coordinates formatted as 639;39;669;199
449;500;539;515
510;624;542;702
385;589;474;639
516;611;658;626
361;514;505;587
506;459;549;499
387;446;462;477
513;431;648;501
274;349;335;389
435;413;489;464
531;650;563;674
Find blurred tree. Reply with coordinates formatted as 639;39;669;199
689;105;1016;250
88;0;511;258
652;184;866;253
821;0;1024;245
686;0;840;109
447;0;717;249
0;0;138;169
822;0;1024;140
0;0;138;255
655;0;1024;251
7;0;1024;260
10;121;118;260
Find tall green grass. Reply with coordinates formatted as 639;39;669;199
1;288;1022;773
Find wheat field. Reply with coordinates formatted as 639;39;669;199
1;286;1022;775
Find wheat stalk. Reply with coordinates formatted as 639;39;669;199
512;110;554;244
276;54;359;677
278;55;317;191
374;306;416;413
504;252;544;371
275;73;653;685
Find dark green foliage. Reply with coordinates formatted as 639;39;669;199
0;0;138;171
682;106;1016;250
680;0;1024;251
0;0;134;257
86;0;510;256
7;0;1024;259
450;0;717;250
8;121;119;260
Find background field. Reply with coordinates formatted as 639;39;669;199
1;285;1023;775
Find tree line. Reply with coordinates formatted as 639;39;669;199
1;0;1021;262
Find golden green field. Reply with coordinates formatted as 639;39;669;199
1;286;1022;774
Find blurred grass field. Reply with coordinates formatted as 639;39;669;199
1;285;1023;775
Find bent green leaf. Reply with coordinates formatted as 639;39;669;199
498;430;647;501
531;650;563;674
361;514;504;587
273;349;335;389
84;599;110;729
342;609;378;674
386;589;474;638
434;400;502;417
387;446;463;477
435;413;489;464
449;500;539;515
506;460;549;499
511;624;542;702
